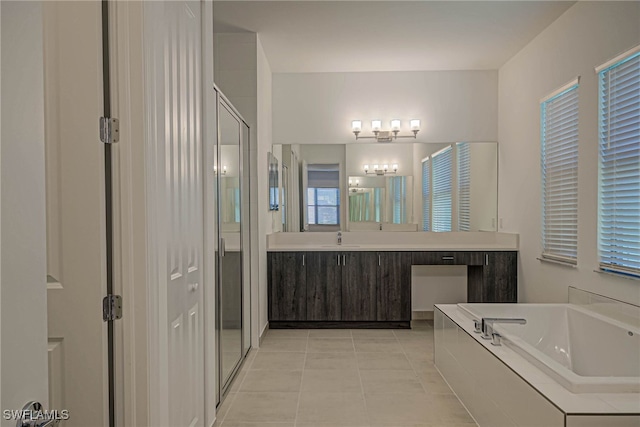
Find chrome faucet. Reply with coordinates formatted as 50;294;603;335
481;317;526;343
337;231;342;245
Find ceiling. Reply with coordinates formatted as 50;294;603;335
213;1;575;73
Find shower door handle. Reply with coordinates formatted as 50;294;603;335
220;237;226;257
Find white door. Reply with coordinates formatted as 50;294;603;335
42;2;109;425
144;2;205;426
1;2;49;425
2;2;109;427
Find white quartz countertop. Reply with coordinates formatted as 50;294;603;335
436;304;640;415
267;231;519;252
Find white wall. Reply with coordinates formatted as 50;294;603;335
273;70;498;145
498;1;640;305
256;37;273;337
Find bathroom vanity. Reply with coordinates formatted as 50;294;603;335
267;232;519;328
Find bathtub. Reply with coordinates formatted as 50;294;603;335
458;303;640;393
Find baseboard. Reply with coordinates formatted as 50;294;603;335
259;321;269;345
412;310;434;320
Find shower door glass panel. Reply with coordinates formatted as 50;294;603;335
241;122;251;352
218;101;243;390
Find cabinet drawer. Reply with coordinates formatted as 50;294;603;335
412;251;483;266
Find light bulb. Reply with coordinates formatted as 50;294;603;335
373;164;379;171
392;164;398;172
363;164;369;172
410;119;421;131
383;164;389;171
371;120;382;132
391;119;401;131
352;120;362;132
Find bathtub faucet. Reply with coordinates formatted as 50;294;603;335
481;317;527;342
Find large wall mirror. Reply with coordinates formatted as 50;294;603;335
272;141;498;232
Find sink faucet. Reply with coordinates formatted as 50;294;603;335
481;317;526;342
337;231;342;245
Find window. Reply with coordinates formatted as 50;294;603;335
308;188;340;225
540;79;579;264
457;142;471;231
597;47;640;277
389;176;407;224
422;159;430;231
432;146;453;232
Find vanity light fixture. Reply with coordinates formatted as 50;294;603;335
363;163;398;176
214;165;227;175
349;178;360;187
351;119;420;141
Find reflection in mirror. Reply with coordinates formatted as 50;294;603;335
271;141;497;232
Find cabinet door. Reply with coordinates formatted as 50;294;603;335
306;251;342;321
269;252;306;320
377;252;411;321
482;251;517;302
342;252;378;321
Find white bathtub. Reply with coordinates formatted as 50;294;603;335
458;303;640;393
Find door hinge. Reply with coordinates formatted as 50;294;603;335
103;294;123;321
100;117;120;144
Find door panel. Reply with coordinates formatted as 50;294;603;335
1;0;49;420
306;251;342;321
268;252;306;321
145;1;205;425
42;1;108;425
342;252;377;321
377;252;411;321
218;100;243;392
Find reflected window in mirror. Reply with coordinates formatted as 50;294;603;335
432;146;453;232
457;142;471;231
307;164;340;227
389;176;407;224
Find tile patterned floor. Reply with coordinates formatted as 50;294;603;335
214;321;476;427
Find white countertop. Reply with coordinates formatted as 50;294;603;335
267;231;519;252
436;304;640;415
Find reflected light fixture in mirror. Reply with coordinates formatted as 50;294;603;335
364;163;398;175
352;119;420;141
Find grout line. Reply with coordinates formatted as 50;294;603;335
353;333;371;426
293;333;309;427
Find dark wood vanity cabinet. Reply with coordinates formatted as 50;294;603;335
268;250;518;328
306;251;342;321
268;251;306;321
377;252;412;321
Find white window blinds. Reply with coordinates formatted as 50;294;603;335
540;80;579;264
422;159;430;231
432;146;452;232
598;49;640;277
457;142;471;231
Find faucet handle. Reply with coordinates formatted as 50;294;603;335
473;320;482;333
491;332;502;346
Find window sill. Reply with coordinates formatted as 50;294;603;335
537;257;577;268
594;268;640;281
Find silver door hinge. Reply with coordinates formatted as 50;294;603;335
103;294;123;321
100;117;120;144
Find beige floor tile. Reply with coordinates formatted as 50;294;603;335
354;338;403;353
259;338;308;353
392;329;433;338
356;352;413;370
239;370;302;392
364;393;438;424
309;329;352;338
265;329;310;338
418;371;454;394
307;337;355;353
221;422;295;427
229;368;247;392
250;352;306;370
351;329;395;338
297;391;368;424
431;394;476;424
405;350;435;370
301;369;362;393
399;338;434;353
411;320;434;330
305;352;358;370
297;423;369;427
360;369;425;394
225;392;299;422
